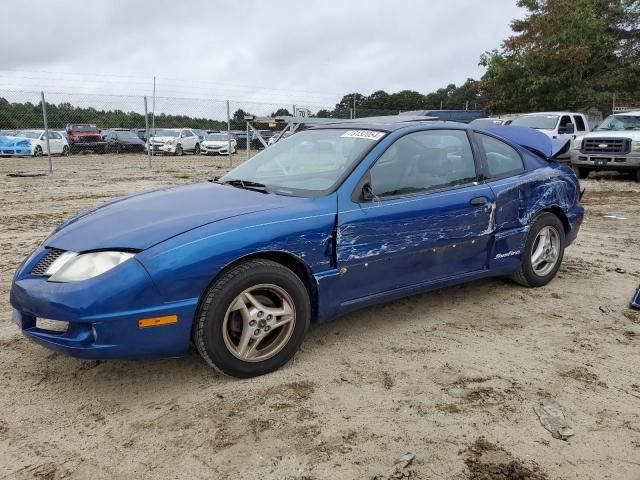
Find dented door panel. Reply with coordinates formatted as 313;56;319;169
336;184;495;302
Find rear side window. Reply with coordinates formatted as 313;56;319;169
573;115;586;132
477;134;524;178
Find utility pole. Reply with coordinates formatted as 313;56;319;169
353;94;356;119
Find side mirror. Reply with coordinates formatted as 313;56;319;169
362;183;376;201
560;123;575;134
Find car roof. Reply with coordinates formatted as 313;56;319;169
519;111;583;116
612;110;640;116
311;116;467;133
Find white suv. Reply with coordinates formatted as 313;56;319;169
147;128;200;155
570;111;640;181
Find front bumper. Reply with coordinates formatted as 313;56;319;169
9;248;196;360
201;145;233;155
570;150;640;170
147;144;177;154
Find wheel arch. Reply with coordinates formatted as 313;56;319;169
197;250;319;323
540;205;570;235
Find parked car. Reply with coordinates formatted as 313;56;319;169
105;129;146;153
570;110;640;181
230;130;250;149
0;134;33;156
10;118;583;378
65;124;106;153
14;130;70;156
510;112;590;160
267;131;291;146
200;133;237;155
399;109;487;123
469;118;510;129
147;128;200;155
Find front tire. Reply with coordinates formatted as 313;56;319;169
174;144;184;156
194;259;310;378
33;145;43;157
511;212;565;288
194;143;201;155
572;165;589;179
635;169;640;182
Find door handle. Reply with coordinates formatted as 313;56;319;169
470;196;489;206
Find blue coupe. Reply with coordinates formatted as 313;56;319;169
10;118;584;377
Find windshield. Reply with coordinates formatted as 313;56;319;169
115;130;139;139
204;133;228;141
597;114;640;131
71;124;97;131
511;115;559;130
220;128;383;196
15;131;41;139
153;129;179;137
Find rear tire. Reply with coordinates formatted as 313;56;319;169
511;212;565;288
33;146;43;157
194;259;310;378
62;145;70;156
635;169;640;182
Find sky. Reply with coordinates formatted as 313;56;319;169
0;0;523;111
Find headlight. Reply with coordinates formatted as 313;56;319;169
571;137;583;150
48;251;135;282
632;140;640;151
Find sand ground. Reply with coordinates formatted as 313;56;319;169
0;152;639;479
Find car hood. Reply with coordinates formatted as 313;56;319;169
150;136;177;143
46;182;292;251
582;130;639;140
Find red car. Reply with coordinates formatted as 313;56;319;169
65;124;106;153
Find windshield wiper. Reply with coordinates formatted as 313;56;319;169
221;179;271;194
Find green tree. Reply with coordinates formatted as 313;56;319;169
480;0;640;114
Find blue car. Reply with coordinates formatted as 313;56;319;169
0;135;33;156
10;119;584;377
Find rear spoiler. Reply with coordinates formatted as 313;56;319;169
485;125;570;161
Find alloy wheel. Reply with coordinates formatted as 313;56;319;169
531;225;560;276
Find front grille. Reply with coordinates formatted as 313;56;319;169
32;248;65;276
74;136;101;143
582;138;631;155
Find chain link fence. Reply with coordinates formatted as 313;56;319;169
1;88;635;176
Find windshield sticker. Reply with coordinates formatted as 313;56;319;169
341;130;385;141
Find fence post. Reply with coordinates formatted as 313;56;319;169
40;91;52;174
246;119;250;161
144;96;151;169
226;100;232;168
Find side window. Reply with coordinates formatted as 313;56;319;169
559;115;572;128
50;132;61;140
478;134;524;178
182;130;193;138
573;115;586;132
369;130;477;198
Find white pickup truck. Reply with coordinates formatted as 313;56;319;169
570;111;640;181
510;111;591;160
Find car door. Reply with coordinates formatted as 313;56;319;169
336;129;496;302
181;130;196;151
49;131;63;154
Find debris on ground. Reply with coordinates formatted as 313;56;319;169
603;215;627;220
614;267;626;274
6;172;48;177
464;438;548;480
533;403;574;440
372;452;418;480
